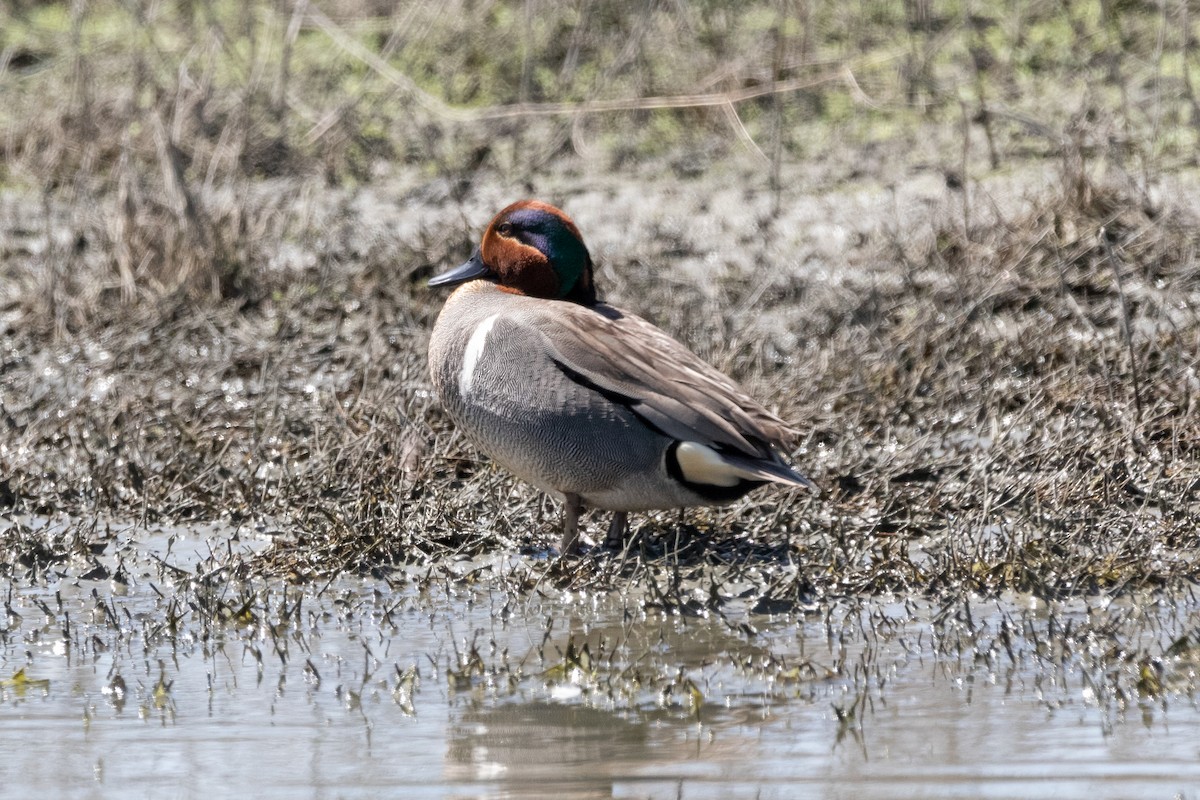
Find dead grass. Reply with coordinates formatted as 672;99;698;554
1;160;1197;601
1;0;1199;602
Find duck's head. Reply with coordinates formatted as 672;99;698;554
429;200;596;303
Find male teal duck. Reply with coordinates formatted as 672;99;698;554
428;200;816;554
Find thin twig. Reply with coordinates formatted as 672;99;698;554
303;5;898;141
1099;226;1144;431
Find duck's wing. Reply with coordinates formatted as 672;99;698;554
523;301;801;462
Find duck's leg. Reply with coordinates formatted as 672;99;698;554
560;493;583;554
604;511;628;549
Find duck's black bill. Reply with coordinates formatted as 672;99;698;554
428;249;491;288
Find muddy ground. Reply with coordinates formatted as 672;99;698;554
2;6;1200;789
3;157;1199;600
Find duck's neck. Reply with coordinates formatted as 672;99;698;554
562;261;597;305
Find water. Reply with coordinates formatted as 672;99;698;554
2;521;1198;799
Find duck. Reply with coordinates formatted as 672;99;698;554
427;199;816;554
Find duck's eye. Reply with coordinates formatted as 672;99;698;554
497;222;514;236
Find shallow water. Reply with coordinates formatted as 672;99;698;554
2;521;1198;799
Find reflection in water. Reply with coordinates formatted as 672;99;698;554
1;520;1199;798
447;704;650;791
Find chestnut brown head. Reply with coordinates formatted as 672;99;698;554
429;200;596;304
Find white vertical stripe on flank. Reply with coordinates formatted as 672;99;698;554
460;313;500;395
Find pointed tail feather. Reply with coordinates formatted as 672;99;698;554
718;451;819;494
674;441;818;494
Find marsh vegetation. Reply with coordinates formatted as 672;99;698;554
2;1;1199;795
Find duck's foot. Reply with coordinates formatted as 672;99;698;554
559;493;583;555
604;511;628;549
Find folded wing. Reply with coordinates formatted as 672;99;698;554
522;301;815;491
